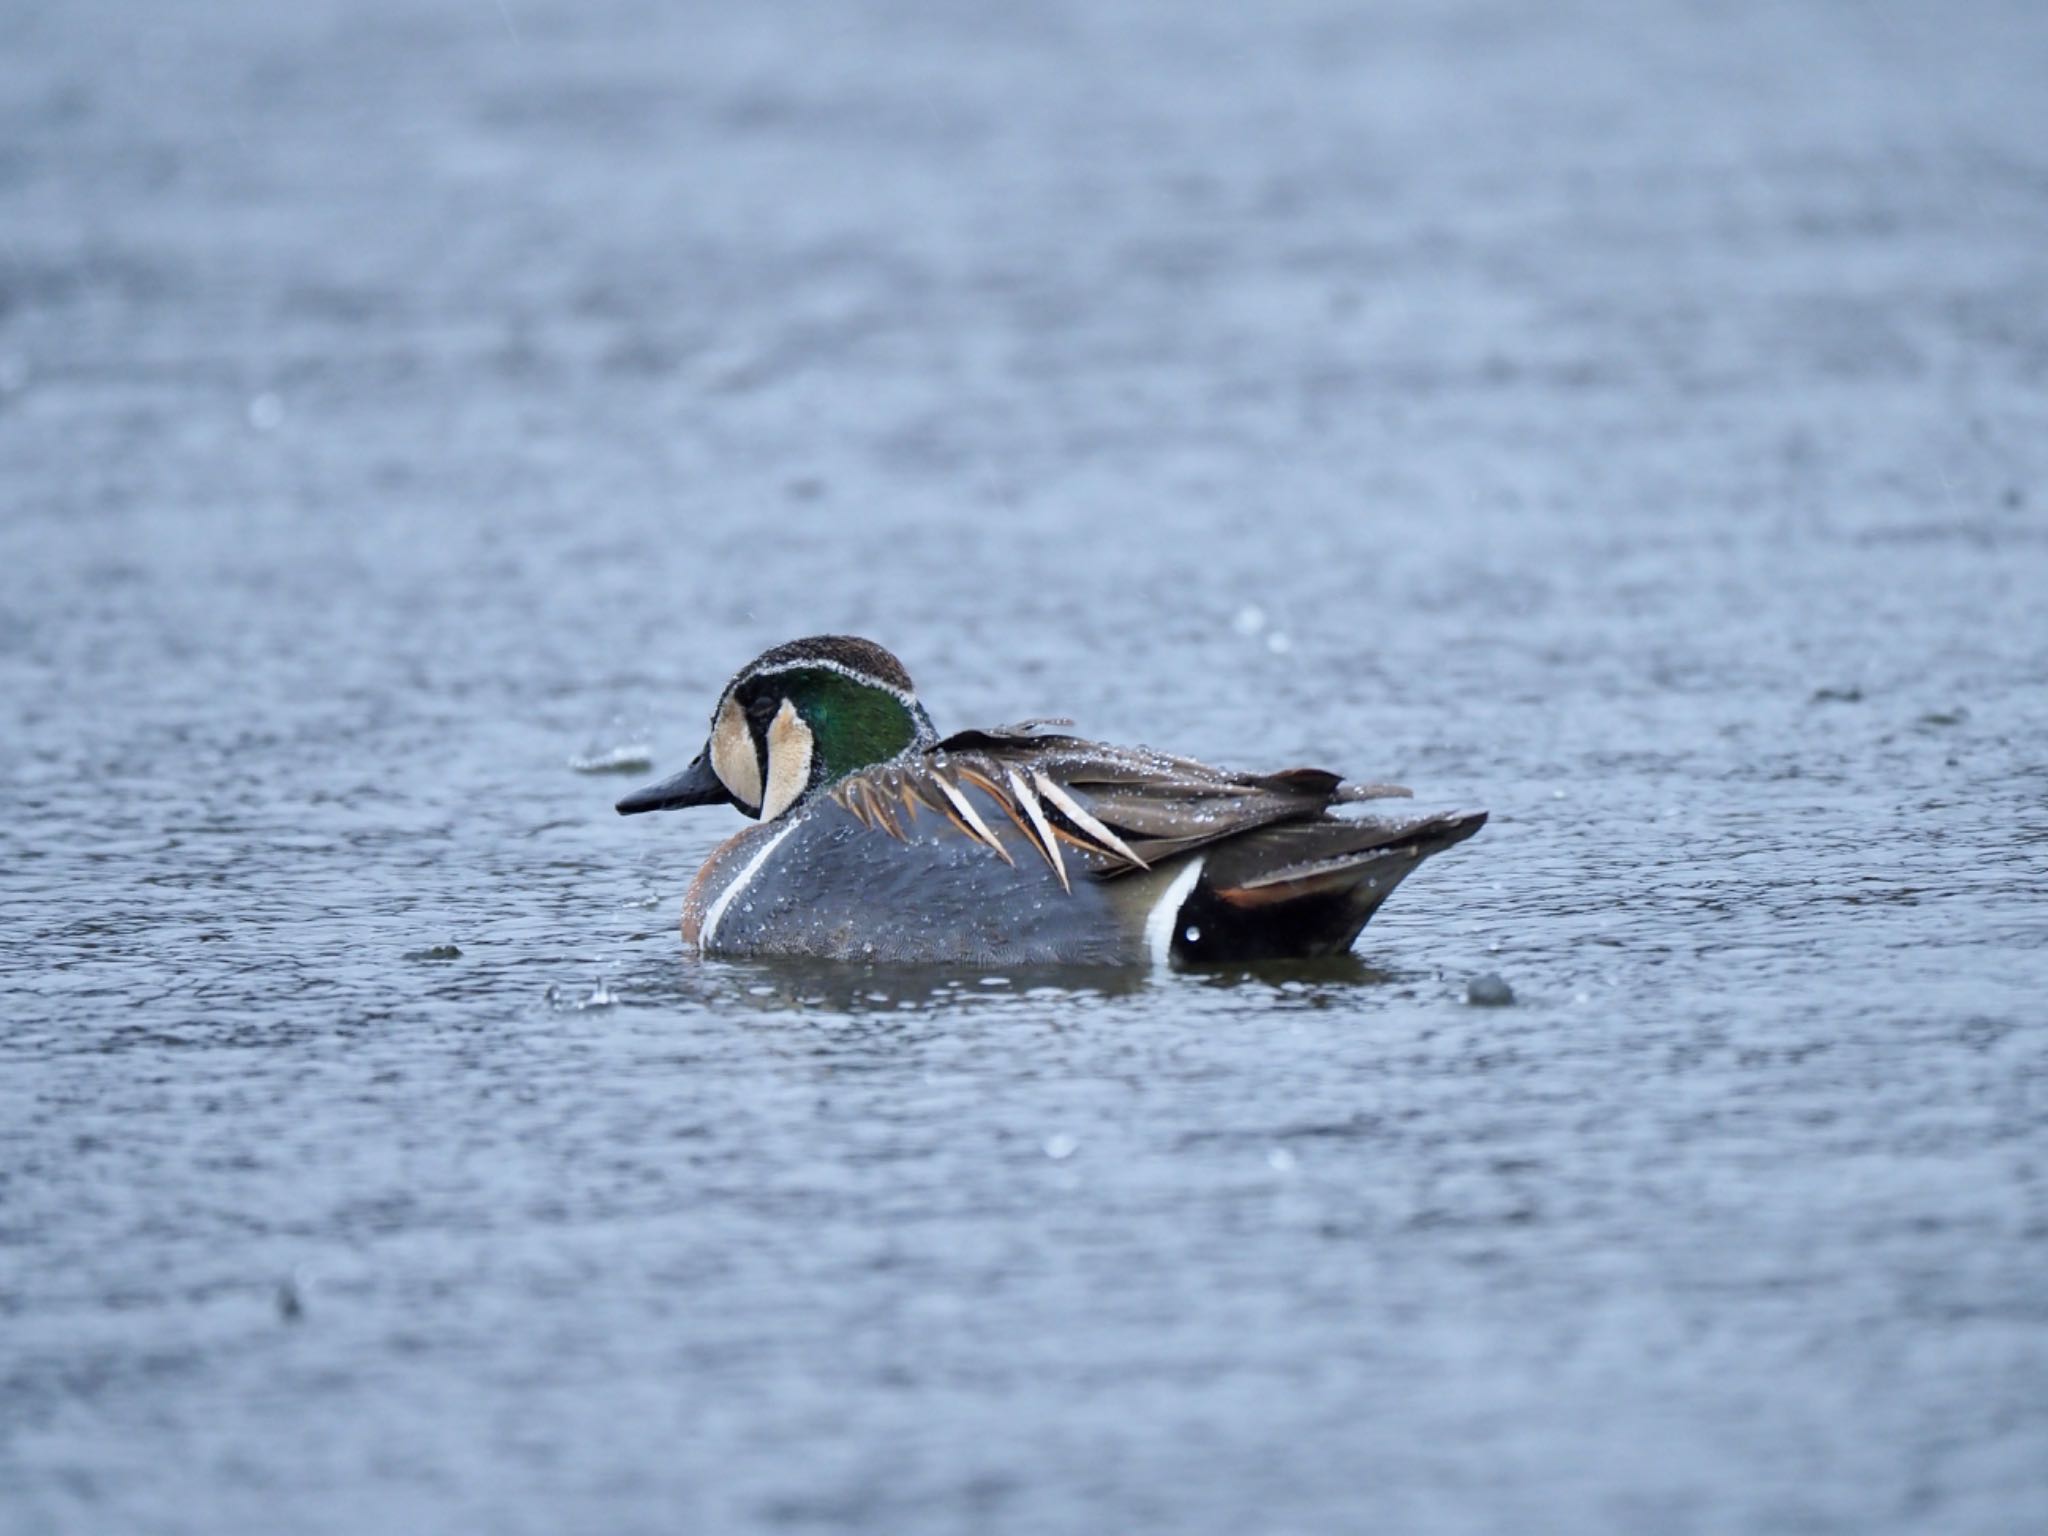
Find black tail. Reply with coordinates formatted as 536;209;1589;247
1172;809;1487;963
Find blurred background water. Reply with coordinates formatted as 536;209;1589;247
3;1;2046;1531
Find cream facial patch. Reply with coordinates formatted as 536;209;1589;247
710;694;762;811
759;698;815;822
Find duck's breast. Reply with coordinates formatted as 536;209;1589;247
689;801;1139;964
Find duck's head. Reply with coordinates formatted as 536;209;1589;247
616;635;938;822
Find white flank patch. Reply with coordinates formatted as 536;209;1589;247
1145;854;1207;968
700;823;799;950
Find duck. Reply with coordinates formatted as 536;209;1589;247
616;635;1485;965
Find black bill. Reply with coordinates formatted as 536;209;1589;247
615;753;730;815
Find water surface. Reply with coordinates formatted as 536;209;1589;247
4;1;2047;1532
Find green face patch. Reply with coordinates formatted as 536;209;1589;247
745;667;923;790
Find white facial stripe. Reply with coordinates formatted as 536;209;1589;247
737;657;919;708
699;823;799;949
710;695;762;810
1145;855;1207;968
758;698;815;822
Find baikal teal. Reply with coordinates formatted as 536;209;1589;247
617;635;1485;965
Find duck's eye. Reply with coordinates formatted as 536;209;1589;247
745;692;784;731
709;694;762;811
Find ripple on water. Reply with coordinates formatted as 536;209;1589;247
5;1;2047;1531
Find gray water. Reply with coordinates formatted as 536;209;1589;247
4;1;2047;1531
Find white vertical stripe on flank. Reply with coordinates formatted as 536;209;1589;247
1145;855;1207;968
699;823;799;951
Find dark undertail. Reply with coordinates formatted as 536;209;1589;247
1171;810;1487;964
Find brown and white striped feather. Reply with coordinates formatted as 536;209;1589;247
826;729;1408;888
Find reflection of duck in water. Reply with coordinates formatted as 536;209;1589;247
617;636;1484;966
